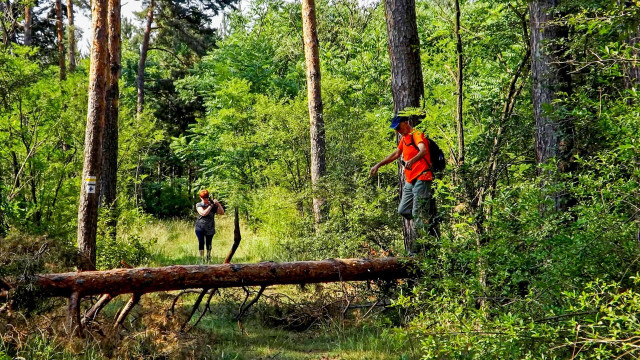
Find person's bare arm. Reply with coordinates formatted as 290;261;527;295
369;148;402;177
197;204;213;216
213;199;225;215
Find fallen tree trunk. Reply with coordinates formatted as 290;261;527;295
33;258;414;298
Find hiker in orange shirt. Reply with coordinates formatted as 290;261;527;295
369;114;436;246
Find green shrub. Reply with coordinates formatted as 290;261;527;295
96;234;155;270
141;180;193;218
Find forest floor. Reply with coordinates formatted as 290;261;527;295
0;216;420;359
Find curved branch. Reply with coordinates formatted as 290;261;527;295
148;47;190;68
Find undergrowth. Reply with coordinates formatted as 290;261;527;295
0;216;419;360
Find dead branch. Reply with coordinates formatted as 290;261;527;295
82;293;113;327
114;293;141;328
179;288;209;332
236;285;266;321
224;208;241;264
66;291;81;336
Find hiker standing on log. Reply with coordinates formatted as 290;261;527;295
195;189;224;262
369;115;436;248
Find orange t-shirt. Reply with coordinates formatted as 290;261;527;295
397;130;433;183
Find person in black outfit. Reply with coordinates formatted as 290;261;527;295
195;189;225;262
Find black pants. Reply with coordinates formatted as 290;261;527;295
195;230;213;251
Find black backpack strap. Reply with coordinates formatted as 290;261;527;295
405;131;432;173
404;130;421;151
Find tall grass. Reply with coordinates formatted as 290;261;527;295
136;215;285;266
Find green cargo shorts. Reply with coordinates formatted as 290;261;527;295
398;179;433;235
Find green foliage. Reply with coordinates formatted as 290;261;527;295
141;179;193;217
0;46;86;237
2;0;640;357
96;233;154;270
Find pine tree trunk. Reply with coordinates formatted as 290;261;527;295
136;0;154;117
77;0;110;271
383;0;424;252
301;0;326;227
530;0;571;166
454;0;464;166
625;24;640;88
66;0;76;72
101;0;121;240
32;258;414;297
530;0;572;210
56;0;66;80
23;5;31;45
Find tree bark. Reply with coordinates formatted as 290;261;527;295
77;0;110;271
66;0;76;72
66;291;81;335
383;0;425;252
56;0;66;80
625;24;640;88
530;0;571;167
1;0;17;45
223;208;241;264
113;293;140;328
530;0;572;211
301;0;327;227
32;258;414;298
101;0;121;240
454;0;464;166
23;5;31;46
136;0;154;117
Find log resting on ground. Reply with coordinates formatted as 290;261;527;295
34;258;415;298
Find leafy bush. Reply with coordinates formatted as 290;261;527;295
141;180;193;218
96;234;155;270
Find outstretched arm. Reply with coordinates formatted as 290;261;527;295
369;148;402;177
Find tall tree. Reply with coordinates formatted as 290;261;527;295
1;0;17;45
301;0;326;226
625;24;640;88
55;0;66;80
23;4;31;45
66;0;76;72
77;0;110;271
101;0;120;240
136;0;154;116
454;0;464;167
530;0;572;172
383;0;424;251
